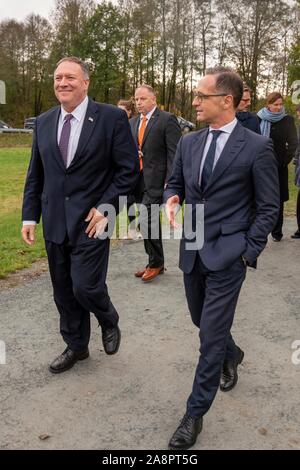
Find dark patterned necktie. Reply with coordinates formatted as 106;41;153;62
200;130;223;191
59;114;73;167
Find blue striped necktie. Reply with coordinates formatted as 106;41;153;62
201;130;223;191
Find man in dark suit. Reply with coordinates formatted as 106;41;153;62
164;67;279;449
236;84;261;134
22;57;139;373
130;85;181;282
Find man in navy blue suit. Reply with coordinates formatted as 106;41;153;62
22;57;139;374
164;67;279;449
236;84;261;134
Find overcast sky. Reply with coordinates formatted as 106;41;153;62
0;0;117;22
0;0;119;22
0;0;55;21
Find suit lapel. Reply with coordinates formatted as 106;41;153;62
141;107;160;148
69;98;99;167
192;128;209;189
204;122;246;192
133;116;140;142
51;107;66;172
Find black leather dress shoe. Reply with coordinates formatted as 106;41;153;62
220;346;244;392
168;414;203;450
49;347;89;374
102;325;121;355
291;231;300;239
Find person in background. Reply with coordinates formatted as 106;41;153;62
117;98;136;120
258;92;298;241
291;104;300;239
117;99;142;240
130;84;181;282
236;84;261;134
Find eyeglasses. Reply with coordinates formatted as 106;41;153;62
193;91;228;102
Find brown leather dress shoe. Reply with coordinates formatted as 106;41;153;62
141;266;164;282
134;267;148;278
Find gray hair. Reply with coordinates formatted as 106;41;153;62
55;57;90;80
135;84;156;97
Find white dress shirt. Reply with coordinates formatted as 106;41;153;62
199;117;238;182
23;96;89;225
138;106;157;131
57;95;89;168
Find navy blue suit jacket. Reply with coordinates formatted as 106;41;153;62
236;111;261;134
22;99;140;245
164;122;280;272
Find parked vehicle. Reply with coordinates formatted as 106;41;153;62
24;117;36;130
0;119;32;134
0;120;10;129
177;116;196;133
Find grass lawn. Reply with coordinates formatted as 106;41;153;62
0;147;45;279
285;165;298;215
0;133;32;148
0;141;298;279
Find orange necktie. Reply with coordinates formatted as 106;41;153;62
138;116;147;171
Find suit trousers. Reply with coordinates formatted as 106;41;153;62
297;189;300;231
138;203;164;268
272;200;284;238
134;173;164;268
184;253;246;418
45;236;119;351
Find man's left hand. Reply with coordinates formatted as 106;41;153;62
85;208;108;238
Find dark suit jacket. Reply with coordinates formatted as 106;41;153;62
261;115;298;201
130;107;181;203
164;122;280;272
236;111;261;134
295;123;300;187
22;99;140;245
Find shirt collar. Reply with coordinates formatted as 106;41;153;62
209;117;237;135
61;96;89;122
140;106;157;122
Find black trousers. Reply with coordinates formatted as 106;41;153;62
45;237;119;351
138;203;164;268
296;189;300;231
184;253;246;418
134;172;164;268
272;200;284;238
126;194;137;225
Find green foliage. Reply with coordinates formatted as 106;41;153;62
75;3;124;102
0;0;299;122
288;41;300;87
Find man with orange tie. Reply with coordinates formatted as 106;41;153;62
130;85;181;282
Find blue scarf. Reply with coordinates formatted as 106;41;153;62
257;107;286;137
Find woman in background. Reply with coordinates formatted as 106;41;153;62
258;92;298;241
117;99;141;240
117;98;136;119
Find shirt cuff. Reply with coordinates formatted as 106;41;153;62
22;221;37;226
